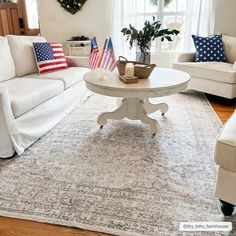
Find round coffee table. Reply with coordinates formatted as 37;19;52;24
84;68;190;135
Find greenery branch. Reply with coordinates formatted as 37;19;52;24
121;16;179;53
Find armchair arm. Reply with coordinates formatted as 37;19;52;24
66;56;90;68
0;86;15;158
177;52;196;63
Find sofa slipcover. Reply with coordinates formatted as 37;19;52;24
6;35;46;77
173;62;236;84
26;67;91;89
0;35;91;158
0;37;16;82
1;78;64;118
215;110;236;172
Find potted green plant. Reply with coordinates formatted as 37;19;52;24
121;16;179;64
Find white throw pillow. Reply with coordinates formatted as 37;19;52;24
6;35;46;77
0;37;16;82
222;35;236;64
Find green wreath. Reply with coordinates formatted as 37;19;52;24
57;0;87;15
149;0;173;7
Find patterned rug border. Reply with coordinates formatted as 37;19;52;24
0;91;227;236
0;210;153;236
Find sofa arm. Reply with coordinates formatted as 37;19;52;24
0;87;15;158
66;56;90;68
177;52;196;63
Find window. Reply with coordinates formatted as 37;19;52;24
25;0;39;29
113;0;187;55
132;0;187;52
113;0;213;57
159;0;187;51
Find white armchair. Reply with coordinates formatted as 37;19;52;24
173;35;236;99
214;110;236;216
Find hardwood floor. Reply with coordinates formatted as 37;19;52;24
0;216;109;236
0;94;235;236
206;94;236;124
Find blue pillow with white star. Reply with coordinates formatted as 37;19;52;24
192;35;227;62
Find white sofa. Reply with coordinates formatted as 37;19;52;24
173;35;236;99
0;35;90;158
214;110;236;216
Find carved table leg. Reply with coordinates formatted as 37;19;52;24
135;100;159;135
144;99;169;116
97;98;127;127
220;200;235;216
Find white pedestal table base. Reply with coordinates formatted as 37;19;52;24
97;98;169;135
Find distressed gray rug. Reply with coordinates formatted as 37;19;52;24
0;91;235;236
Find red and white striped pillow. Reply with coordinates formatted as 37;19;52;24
33;42;68;74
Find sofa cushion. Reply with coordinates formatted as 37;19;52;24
6;35;46;77
25;67;90;89
1;78;64;118
0;37;16;82
173;62;236;84
214;111;236;171
223;35;236;64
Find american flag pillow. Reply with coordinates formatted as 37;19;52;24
33;42;68;74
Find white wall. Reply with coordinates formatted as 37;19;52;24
38;0;236;67
37;0;113;49
214;0;236;37
38;0;236;43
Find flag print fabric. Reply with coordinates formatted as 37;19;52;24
97;37;116;72
33;42;68;74
89;37;99;69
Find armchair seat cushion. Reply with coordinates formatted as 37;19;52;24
173;62;236;84
1;78;64;118
25;67;90;89
214;111;236;172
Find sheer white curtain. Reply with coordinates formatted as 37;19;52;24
183;0;215;51
112;0;215;55
112;0;157;60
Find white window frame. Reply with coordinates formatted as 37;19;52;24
136;0;186;53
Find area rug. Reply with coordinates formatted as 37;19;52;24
0;91;235;236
